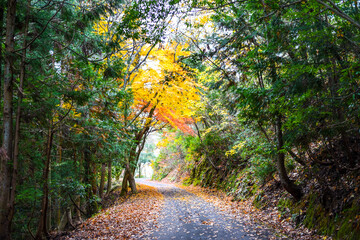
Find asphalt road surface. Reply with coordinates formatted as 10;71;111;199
136;179;274;240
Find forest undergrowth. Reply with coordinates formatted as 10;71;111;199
154;132;360;240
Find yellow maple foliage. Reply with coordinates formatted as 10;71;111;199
130;42;201;135
92;14;201;135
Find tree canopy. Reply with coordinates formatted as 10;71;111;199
0;0;360;239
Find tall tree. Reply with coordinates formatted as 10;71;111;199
0;0;17;237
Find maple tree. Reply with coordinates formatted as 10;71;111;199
132;42;200;133
118;41;201;195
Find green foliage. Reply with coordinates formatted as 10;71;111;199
157;0;360;237
1;0;183;237
152;131;202;181
2;0;360;238
250;156;276;183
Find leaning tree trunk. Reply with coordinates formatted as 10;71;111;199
0;0;17;238
120;105;156;196
128;106;156;194
276;115;302;200
133;133;148;178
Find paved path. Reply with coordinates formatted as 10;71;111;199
136;179;274;240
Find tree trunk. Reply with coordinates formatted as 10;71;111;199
0;0;17;238
0;3;4;114
66;207;75;229
127;167;137;194
120;163;137;196
9;0;30;232
57;211;67;231
105;160;112;196
47;167;52;232
138;163;141;178
35;127;54;239
120;169;129;196
90;161;98;195
134;134;147;177
90;160;97;196
56;125;63;228
55;198;61;228
126;148;138;194
99;163;106;198
83;147;98;217
120;146;141;195
74;196;82;224
120;106;156;195
276;115;302;200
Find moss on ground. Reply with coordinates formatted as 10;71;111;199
188;160;360;240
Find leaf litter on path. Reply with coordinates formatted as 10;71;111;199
62;184;164;240
60;180;328;240
138;179;273;240
178;184;329;240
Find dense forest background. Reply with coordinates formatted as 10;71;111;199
0;0;359;239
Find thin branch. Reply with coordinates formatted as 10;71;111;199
52;101;74;129
186;34;234;82
315;0;360;29
14;1;65;53
126;101;152;127
69;195;86;216
126;43;157;86
193;0;246;11
192;116;202;143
